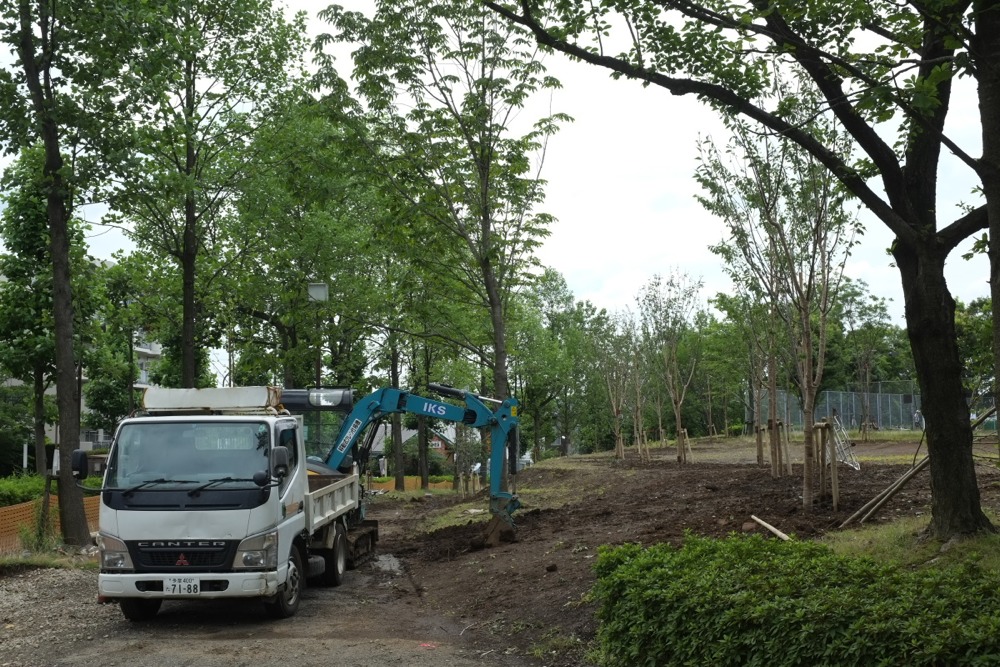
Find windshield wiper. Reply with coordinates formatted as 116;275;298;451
122;478;195;496
187;477;256;497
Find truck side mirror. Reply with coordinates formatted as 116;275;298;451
71;449;89;481
271;446;289;479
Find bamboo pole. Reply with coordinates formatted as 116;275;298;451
781;422;792;476
829;422;839;511
817;421;827;499
840;456;929;528
859;457;930;524
751;515;790;541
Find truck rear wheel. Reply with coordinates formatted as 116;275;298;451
264;546;303;619
119;598;162;622
318;524;347;587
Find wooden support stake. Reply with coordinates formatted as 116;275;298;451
840;456;929;528
829;423;839;511
860;457;929;524
751;515;790;541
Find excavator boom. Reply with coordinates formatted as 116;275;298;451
325;383;521;525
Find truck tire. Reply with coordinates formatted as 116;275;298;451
119;598;162;622
264;545;303;619
317;524;347;587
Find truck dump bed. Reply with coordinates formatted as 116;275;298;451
305;473;360;535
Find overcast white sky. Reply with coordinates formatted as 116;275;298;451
8;1;991;327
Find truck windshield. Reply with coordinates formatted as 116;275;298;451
106;421;270;489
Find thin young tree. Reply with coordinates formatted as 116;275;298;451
839;279;893;442
698;113;856;507
638;272;703;464
592;311;633;459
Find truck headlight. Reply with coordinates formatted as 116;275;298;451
233;531;278;570
97;533;134;571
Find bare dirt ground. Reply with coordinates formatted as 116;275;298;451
5;435;1000;667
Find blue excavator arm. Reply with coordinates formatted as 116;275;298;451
325;383;522;525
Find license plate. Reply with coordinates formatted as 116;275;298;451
164;577;200;595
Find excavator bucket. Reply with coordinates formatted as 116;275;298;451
482;514;516;548
481;495;519;548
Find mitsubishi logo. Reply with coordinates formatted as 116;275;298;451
175;553;190;566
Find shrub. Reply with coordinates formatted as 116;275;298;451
591;535;1000;666
0;474;46;507
0;474;100;506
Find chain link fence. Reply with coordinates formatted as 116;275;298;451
755;389;924;432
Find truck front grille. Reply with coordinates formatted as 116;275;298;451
128;541;238;573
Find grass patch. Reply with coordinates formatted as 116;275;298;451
529;629;586;660
822;514;1000;571
0;548;98;575
854;453;923;465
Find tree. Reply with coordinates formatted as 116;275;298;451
638;272;703;463
712;291;778;465
317;0;566;401
0;0;137;545
839;279;894;441
0;382;37;477
555;298;614;454
81;262;144;432
0;148;59;475
590;310;634;459
487;0;995;537
220;99;383;391
108;0;306;388
955;298;993;413
509;269;575;460
695;311;747;438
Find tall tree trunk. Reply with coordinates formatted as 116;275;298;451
389;339;405;492
981;2;1000;441
768;349;779;477
17;1;89;545
181;56;198;388
801;311;815;510
673;399;685;463
33;365;47;475
896;242;992;538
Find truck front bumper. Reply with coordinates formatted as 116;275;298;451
98;570;282;601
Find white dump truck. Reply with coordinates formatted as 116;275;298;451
72;383;521;622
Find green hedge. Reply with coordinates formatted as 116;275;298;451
591;535;1000;667
0;475;47;507
0;474;102;507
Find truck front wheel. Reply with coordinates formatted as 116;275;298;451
119;598;162;622
264;546;303;619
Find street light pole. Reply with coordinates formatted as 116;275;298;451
307;282;329;450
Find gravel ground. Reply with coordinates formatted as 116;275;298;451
0;567;122;665
0;560;534;667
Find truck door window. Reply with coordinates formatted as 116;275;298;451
277;427;298;469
